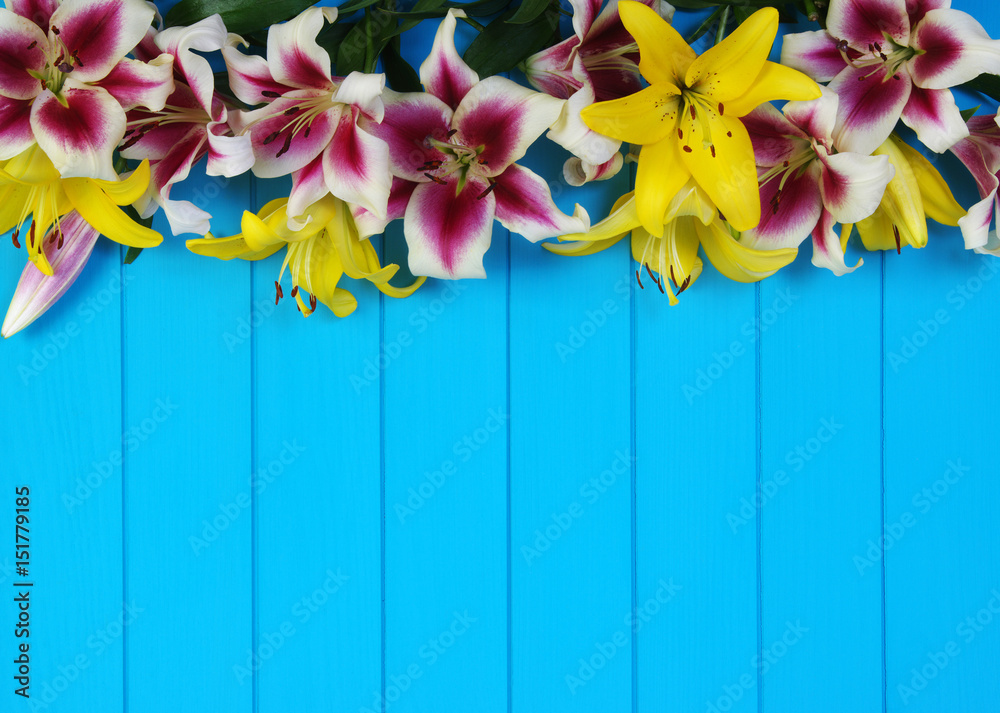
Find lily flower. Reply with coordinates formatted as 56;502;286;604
186;195;423;317
120;16;254;236
0;144;161;276
2;210;98;337
223;7;390;225
841;134;964;253
781;0;1000;155
360;10;589;279
742;89;895;275
523;0;674;184
547;181;798;305
0;0;174;180
580;2;820;238
949;113;1000;255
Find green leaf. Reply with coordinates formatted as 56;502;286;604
960;105;981;122
507;0;550;25
382;42;422;91
318;21;357;71
123;247;144;265
462;6;559;76
337;16;371;75
336;0;381;14
164;0;314;35
961;73;1000;104
685;6;723;44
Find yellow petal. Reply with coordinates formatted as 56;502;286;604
3;145;60;185
89;160;152;206
686;7;778;102
581;84;681;144
619;1;695;86
240;210;290;252
0;185;28;233
893;137;965;226
725;61;822;117
557;191;642;245
636;139;691;237
875;137;927;249
679;113;760;232
698;220;797;282
63;180;162;248
186;234;284;261
854;208;904;251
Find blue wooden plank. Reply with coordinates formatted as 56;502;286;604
251;178;383;712
884;195;1000;713
759;258;882;711
634;267;758;713
122;169;252;713
1;240;124;712
509;141;633;712
381;226;509;713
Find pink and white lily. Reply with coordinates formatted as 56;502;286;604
523;0;673;184
950;112;1000;255
0;0;174;180
120;16;254;235
360;10;589;279
2;210;98;337
781;0;1000;155
223;6;390;225
742;89;895;275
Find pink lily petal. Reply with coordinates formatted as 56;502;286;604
10;0;58;30
829;63;912;156
148;127;205;195
811;207;861;275
242;94;339;178
900;85;967;152
205;120;254;177
586;0;673;46
783;87;838;147
267;6;338;91
780;30;849;83
547;79;621;165
96;56;174;111
31;83;126;180
155;14;229;114
0;9;47;99
322;116;390;219
2;211;99;338
47;0;155;83
353;177;415;239
743;102;807;167
826;0;910;52
287;154;331;221
967;114;1000;171
745;162;823;249
404;175;495;279
364;89;452;182
563;153;624;186
951;130;999;250
817;148;895;223
222;35;287;106
121;87;200;161
453;76;564;176
909;9;1000;89
332;71;385;122
132;25;159;62
569;0;601;38
907;0;949;26
524;37;579;99
0;96;36;161
420;9;480;110
492;163;589;241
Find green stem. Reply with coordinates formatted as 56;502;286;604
364;7;378;73
803;0;819;22
715;5;731;45
459;15;486;32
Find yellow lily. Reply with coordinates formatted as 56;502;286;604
0;146;162;276
187;195;424;317
842;135;966;253
546;181;798;305
579;2;820;237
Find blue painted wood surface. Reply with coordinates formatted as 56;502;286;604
2;1;999;712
